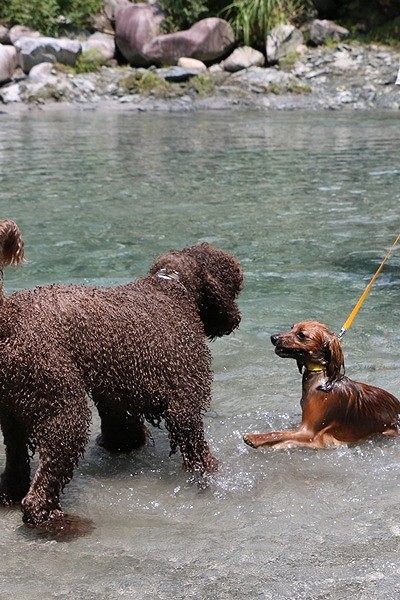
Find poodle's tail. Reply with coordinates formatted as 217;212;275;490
0;219;24;298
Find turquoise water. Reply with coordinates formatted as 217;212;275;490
0;108;399;599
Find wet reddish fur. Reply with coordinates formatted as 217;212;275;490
0;220;242;526
244;320;400;449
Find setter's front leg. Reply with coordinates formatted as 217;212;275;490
243;425;344;449
243;427;317;449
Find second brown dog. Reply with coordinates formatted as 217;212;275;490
244;320;400;449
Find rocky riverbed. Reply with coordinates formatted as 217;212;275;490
1;42;399;113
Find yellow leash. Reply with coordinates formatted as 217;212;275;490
338;233;400;340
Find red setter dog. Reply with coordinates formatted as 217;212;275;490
244;320;400;449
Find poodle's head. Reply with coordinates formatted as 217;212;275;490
149;242;243;339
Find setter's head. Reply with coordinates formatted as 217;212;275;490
271;320;344;379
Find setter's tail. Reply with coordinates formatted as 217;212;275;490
0;219;24;298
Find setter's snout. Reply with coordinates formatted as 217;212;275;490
271;334;279;346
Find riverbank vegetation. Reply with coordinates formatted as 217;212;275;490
0;0;399;46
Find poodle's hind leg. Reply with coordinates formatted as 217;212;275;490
94;392;147;453
21;392;91;527
0;415;31;505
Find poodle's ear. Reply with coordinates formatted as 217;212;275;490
200;269;242;339
324;332;345;380
194;244;243;339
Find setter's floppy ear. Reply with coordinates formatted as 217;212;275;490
0;219;25;267
324;332;345;380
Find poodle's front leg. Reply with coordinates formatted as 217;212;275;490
164;405;218;475
0;416;31;505
21;399;90;527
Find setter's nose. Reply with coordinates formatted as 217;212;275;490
271;334;279;346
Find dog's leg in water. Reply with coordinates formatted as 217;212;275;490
0;416;31;504
21;393;90;527
164;401;218;475
93;391;148;452
243;428;324;449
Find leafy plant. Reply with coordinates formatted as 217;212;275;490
0;0;103;35
58;0;103;31
0;0;60;34
221;0;313;48
159;0;209;33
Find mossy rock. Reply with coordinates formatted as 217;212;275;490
26;84;65;103
75;49;110;74
119;71;171;96
189;74;215;97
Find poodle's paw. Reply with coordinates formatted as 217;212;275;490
21;494;62;527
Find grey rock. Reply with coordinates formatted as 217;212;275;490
266;24;304;64
81;33;116;61
8;25;41;45
158;66;203;82
0;82;22;103
15;37;82;74
222;46;265;72
308;19;349;46
28;62;55;84
177;57;207;72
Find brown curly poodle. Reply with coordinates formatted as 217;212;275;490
0;219;243;527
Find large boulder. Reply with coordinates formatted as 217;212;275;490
14;36;82;74
266;24;304;64
115;3;164;67
308;19;349;46
0;45;18;84
104;0;132;22
143;18;235;66
92;0;131;34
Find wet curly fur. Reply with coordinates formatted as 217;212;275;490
0;220;243;526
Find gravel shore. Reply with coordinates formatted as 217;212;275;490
1;42;399;114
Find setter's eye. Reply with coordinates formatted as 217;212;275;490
297;331;307;340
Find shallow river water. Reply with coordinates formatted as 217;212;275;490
0;107;399;599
